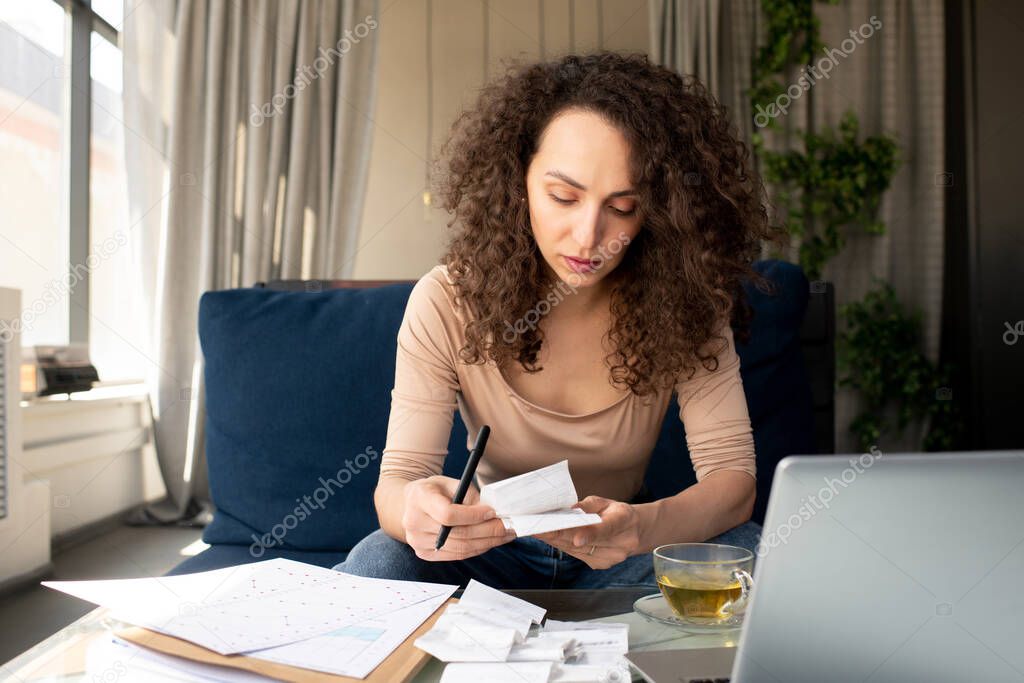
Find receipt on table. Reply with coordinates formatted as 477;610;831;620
415;580;548;662
541;621;629;665
543;620;631;681
460;579;547;626
507;632;578;662
439;662;554;683
413;610;519;662
441;603;533;640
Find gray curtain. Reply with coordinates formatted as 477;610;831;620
650;0;758;150
122;0;381;519
650;0;946;454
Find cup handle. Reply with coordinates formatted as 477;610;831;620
723;568;755;617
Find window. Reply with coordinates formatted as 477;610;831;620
89;0;122;28
0;0;69;347
1;0;144;382
89;28;148;382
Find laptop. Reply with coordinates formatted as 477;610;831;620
627;451;1024;683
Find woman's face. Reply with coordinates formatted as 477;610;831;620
525;108;643;291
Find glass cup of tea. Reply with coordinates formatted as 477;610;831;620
651;543;755;630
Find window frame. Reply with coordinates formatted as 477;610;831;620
53;0;120;346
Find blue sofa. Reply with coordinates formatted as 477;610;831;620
169;260;815;575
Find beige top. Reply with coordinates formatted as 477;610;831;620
379;265;756;502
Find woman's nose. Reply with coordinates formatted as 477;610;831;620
571;205;603;250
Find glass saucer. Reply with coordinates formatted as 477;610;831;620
633;593;744;633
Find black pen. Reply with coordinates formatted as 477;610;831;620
435;424;491;551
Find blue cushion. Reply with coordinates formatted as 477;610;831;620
644;260;814;523
167;544;347;575
199;283;469;553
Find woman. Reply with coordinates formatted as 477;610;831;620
334;52;779;589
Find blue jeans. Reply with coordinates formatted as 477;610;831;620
332;520;762;589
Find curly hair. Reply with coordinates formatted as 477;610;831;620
434;51;782;397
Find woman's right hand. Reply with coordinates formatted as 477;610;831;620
401;475;516;561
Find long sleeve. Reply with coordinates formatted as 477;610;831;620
378;272;461;483
675;325;756;483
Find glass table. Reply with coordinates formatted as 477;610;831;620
1;588;740;681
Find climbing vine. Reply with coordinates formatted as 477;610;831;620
749;0;961;450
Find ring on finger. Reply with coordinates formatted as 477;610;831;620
588;544;596;555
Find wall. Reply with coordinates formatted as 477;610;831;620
963;0;1024;448
351;0;650;279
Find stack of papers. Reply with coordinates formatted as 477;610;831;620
44;558;459;679
479;460;603;536
47;556;629;681
414;580;630;683
86;635;270;682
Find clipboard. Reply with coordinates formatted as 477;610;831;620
115;597;457;682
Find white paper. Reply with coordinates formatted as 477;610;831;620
415;579;548;663
501;508;603;536
247;590;454;678
507;631;576;662
543;619;623;630
442;602;534;640
414;609;519;662
543;621;631;681
440;662;554;683
540;625;629;665
87;636;271;683
479;460;603;536
43;558;456;655
551;661;632;682
461;579;547;625
480;460;579;515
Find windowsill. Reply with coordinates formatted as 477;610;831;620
18;378;165;536
20;380;149;409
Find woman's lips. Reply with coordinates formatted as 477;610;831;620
563;255;597;274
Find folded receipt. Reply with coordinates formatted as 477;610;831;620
479;460;602;536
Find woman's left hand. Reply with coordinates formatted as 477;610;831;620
534;495;643;569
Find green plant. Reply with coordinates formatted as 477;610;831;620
750;0;830;126
760;111;899;280
837;284;962;451
748;0;961;450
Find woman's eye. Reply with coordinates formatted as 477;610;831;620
549;193;636;217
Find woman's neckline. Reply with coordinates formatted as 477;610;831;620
492;361;633;419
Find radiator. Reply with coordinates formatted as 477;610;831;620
0;287;50;588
